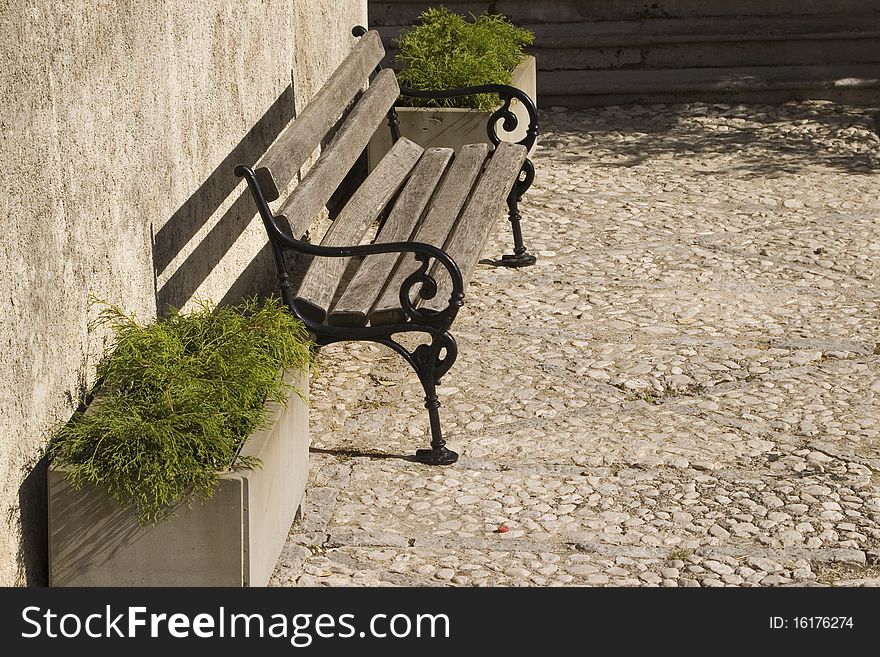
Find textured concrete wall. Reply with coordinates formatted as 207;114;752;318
0;0;366;586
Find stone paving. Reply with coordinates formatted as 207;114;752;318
272;100;880;587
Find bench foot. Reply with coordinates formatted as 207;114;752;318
500;252;537;268
415;446;459;465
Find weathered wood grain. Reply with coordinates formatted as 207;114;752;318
293;137;424;322
329;147;454;327
275;68;400;236
254;30;385;201
420;142;527;313
369;143;490;326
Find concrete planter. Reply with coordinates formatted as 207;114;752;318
368;55;537;170
48;368;309;587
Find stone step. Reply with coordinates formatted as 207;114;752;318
368;0;878;26
539;64;880;107
380;24;880;71
371;1;880;106
536;36;880;72
530;15;880;49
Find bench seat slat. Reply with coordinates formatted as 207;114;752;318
421;142;527;313
254;30;385;200
368;143;490;326
328;147;454;327
293;137;425;322
276;68;400;238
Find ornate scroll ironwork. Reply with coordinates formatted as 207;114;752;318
398;83;539;153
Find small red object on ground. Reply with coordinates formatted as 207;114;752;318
495;524;510;533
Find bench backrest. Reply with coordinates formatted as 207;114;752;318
253;30;398;238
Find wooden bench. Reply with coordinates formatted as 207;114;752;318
235;27;538;465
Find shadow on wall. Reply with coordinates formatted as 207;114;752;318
17;456;49;586
543;102;880;178
152;85;296;314
46;473;152;586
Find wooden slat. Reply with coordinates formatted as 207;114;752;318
274;68;399;237
293;137;425;322
369;143;490;326
254;30;385;200
328;147;454;327
421;142;527;313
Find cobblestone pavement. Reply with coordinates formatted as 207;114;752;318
273;100;880;587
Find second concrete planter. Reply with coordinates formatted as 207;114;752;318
48;368;309;587
368;56;537;170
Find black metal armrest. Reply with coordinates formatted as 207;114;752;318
235;165;465;330
278;235;464;329
398;83;538;151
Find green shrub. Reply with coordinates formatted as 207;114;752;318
47;296;313;525
394;6;534;111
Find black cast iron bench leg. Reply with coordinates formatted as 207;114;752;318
501;159;537;268
409;330;459;465
371;328;459;466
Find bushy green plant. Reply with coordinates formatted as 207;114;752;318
47;296;313;525
395;6;534;111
